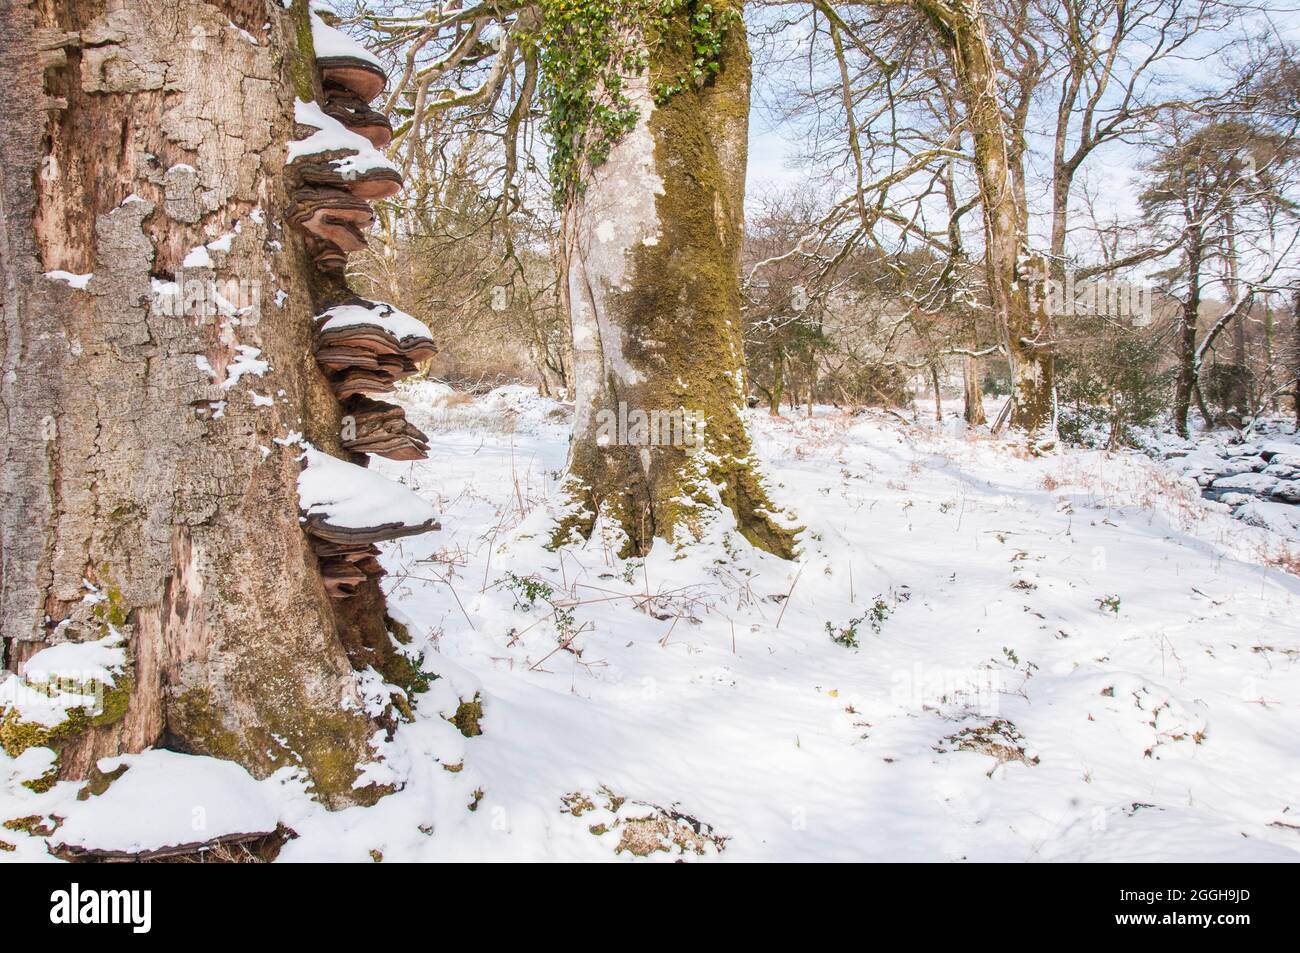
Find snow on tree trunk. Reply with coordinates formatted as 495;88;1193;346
0;0;389;806
556;6;797;558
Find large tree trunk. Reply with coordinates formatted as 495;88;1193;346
0;0;389;805
556;5;797;557
1173;231;1204;438
918;0;1055;448
1222;207;1250;421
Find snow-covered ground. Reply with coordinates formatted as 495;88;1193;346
4;386;1300;862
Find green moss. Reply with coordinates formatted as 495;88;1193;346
378;618;434;703
90;583;129;629
450;695;483;738
386;617;412;645
0;710;52;758
0;567;138;759
170;689;246;762
3;815;54;836
77;762;129;801
171;674;389;809
647;0;740;103
91;675;132;728
289;0;320;103
0;671;131;759
21;759;59;794
539;0;740;205
379;651;430;699
388;693;415;724
548;478;599;551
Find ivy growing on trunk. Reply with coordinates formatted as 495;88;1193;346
538;0;742;206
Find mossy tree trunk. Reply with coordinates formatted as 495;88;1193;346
556;4;797;557
0;0;384;806
916;0;1055;448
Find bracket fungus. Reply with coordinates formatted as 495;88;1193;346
288;186;374;253
281;5;439;598
342;395;431;461
298;449;441;598
312;7;387;103
313;299;436;399
323;94;394;148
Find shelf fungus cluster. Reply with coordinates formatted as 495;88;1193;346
298;450;440;598
288;6;439;598
316;299;435;460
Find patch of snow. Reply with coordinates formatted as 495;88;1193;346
51;750;281;855
310;10;381;67
22;632;127;687
221;345;269;390
288;99;397;178
0;631;127;729
7;397;1300;862
44;271;93;290
182;245;212;269
317;300;431;343
297;447;440;531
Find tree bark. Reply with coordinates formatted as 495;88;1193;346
1173;228;1204;438
0;0;384;805
556;5;797;557
962;354;986;425
770;347;785;416
1293;289;1300;427
1222;206;1249;421
917;0;1055;448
